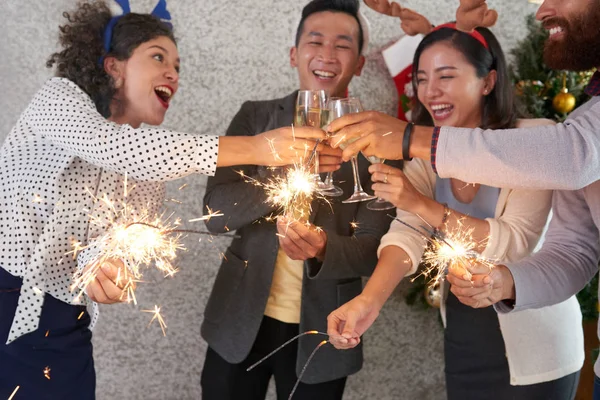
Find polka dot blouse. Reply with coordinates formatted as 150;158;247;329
0;77;218;343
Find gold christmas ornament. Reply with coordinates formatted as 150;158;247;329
553;89;576;114
425;284;441;308
553;74;576;114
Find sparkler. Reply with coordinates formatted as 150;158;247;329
387;215;495;288
289;340;329;400
237;131;332;225
69;179;238;309
142;305;167;336
246;331;329;400
8;386;19;400
237;159;318;224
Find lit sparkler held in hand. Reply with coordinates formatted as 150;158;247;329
70;178;237;307
388;215;496;288
237;127;334;227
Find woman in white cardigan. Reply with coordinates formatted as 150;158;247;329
327;24;583;399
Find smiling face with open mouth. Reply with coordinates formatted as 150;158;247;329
106;36;180;128
537;0;600;71
416;42;492;129
291;11;365;98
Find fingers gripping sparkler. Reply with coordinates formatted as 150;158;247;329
387;214;496;288
69;177;238;334
246;331;329;400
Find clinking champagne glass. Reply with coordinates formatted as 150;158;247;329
365;155;396;211
313;97;345;197
329;98;377;203
295;90;329;191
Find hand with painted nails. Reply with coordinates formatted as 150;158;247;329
83;258;131;304
327;111;407;162
445;262;516;309
326;294;381;350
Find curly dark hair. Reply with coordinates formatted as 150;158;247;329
46;1;176;118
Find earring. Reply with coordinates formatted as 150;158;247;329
115;78;123;89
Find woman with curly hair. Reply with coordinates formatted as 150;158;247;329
0;1;334;398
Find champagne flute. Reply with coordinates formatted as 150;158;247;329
329;98;376;203
295;90;329;191
314;97;345;197
365;156;396;211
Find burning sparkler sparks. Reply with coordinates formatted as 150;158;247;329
188;206;224;223
142;305;167;336
237;161;319;224
237;138;332;226
69;179;236;306
43;366;51;380
388;215;495;289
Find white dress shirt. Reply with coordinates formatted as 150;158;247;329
0;77;218;343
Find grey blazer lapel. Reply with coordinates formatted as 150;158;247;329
274;91;298;129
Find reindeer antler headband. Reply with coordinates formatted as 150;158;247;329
364;0;498;49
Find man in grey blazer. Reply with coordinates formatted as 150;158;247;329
200;1;399;399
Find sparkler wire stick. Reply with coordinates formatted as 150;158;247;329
386;214;496;286
246;330;328;372
8;386;20;400
305;139;321;168
125;222;240;239
288;340;329;400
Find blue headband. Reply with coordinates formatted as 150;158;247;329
100;0;173;63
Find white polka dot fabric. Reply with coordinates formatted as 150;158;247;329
0;77;218;343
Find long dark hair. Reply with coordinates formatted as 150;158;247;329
411;26;517;130
46;1;175;118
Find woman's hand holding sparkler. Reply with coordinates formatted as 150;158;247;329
276;217;327;261
446;262;516;308
326;294;381;350
83;258;132;304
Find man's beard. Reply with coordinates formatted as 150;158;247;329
543;9;600;71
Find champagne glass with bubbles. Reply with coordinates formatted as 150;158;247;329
295;90;329;191
329;98;376;203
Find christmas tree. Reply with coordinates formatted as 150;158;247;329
510;14;593;121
